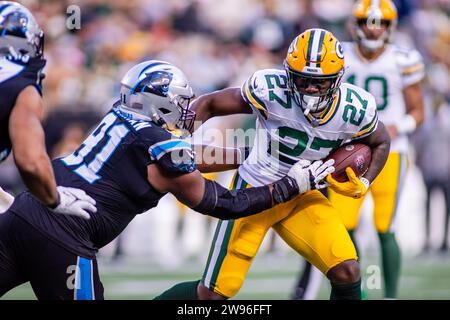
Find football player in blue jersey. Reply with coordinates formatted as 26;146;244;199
0;1;96;217
0;58;334;299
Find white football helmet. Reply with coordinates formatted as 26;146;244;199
119;60;196;132
0;1;44;59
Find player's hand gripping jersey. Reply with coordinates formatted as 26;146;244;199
342;42;425;152
240;68;378;187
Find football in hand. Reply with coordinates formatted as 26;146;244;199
325;143;372;182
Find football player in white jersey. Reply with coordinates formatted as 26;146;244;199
293;0;425;300
155;28;391;300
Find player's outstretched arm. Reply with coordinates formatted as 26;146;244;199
147;159;334;219
193;145;249;173
9;86;59;206
355;121;391;184
190;87;252;132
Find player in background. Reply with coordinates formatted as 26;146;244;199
0;60;333;299
155;28;391;301
292;0;425;300
0;1;97;217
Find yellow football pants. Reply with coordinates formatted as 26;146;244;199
329;152;408;233
201;172;357;298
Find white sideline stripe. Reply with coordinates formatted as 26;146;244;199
203;220;229;288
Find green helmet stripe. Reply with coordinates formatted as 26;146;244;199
306;29;316;67
316;30;326;68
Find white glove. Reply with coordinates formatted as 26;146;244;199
287;159;335;194
0;186;15;213
50;186;97;220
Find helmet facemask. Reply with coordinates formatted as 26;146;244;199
285;62;344;117
354;17;395;52
173;95;196;132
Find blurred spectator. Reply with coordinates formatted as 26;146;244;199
414;102;450;253
239;0;295;55
51;123;87;158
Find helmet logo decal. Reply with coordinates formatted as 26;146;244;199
0;3;44;58
287;35;298;54
133;70;173;96
335;40;344;59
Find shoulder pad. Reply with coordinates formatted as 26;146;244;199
393;46;425;80
241;68;290;119
149;137;196;174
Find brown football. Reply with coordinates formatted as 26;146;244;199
325;143;372;182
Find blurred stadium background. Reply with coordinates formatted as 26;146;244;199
1;0;450;299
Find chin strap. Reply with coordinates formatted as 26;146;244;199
302;102;323;128
303;107;311;117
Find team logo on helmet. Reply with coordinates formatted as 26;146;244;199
0;10;28;33
335;41;344;59
134;71;173;97
287;36;298;54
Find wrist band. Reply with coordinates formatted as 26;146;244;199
360;177;370;190
396;114;417;134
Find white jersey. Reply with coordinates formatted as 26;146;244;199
239;68;378;186
342;42;425;153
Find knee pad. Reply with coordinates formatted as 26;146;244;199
229;223;266;260
214;276;244;298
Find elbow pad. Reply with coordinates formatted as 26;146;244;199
193;179;272;220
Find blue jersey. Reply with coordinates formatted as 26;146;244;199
10;106;196;257
0;56;45;161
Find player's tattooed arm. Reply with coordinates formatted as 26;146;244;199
354;121;391;184
9;86;59;206
190;87;252;132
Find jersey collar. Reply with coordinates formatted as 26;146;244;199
354;42;389;63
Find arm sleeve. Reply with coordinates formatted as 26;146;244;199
192;176;299;219
192;179;272;219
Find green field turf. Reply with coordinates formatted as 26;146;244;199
3;251;450;300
